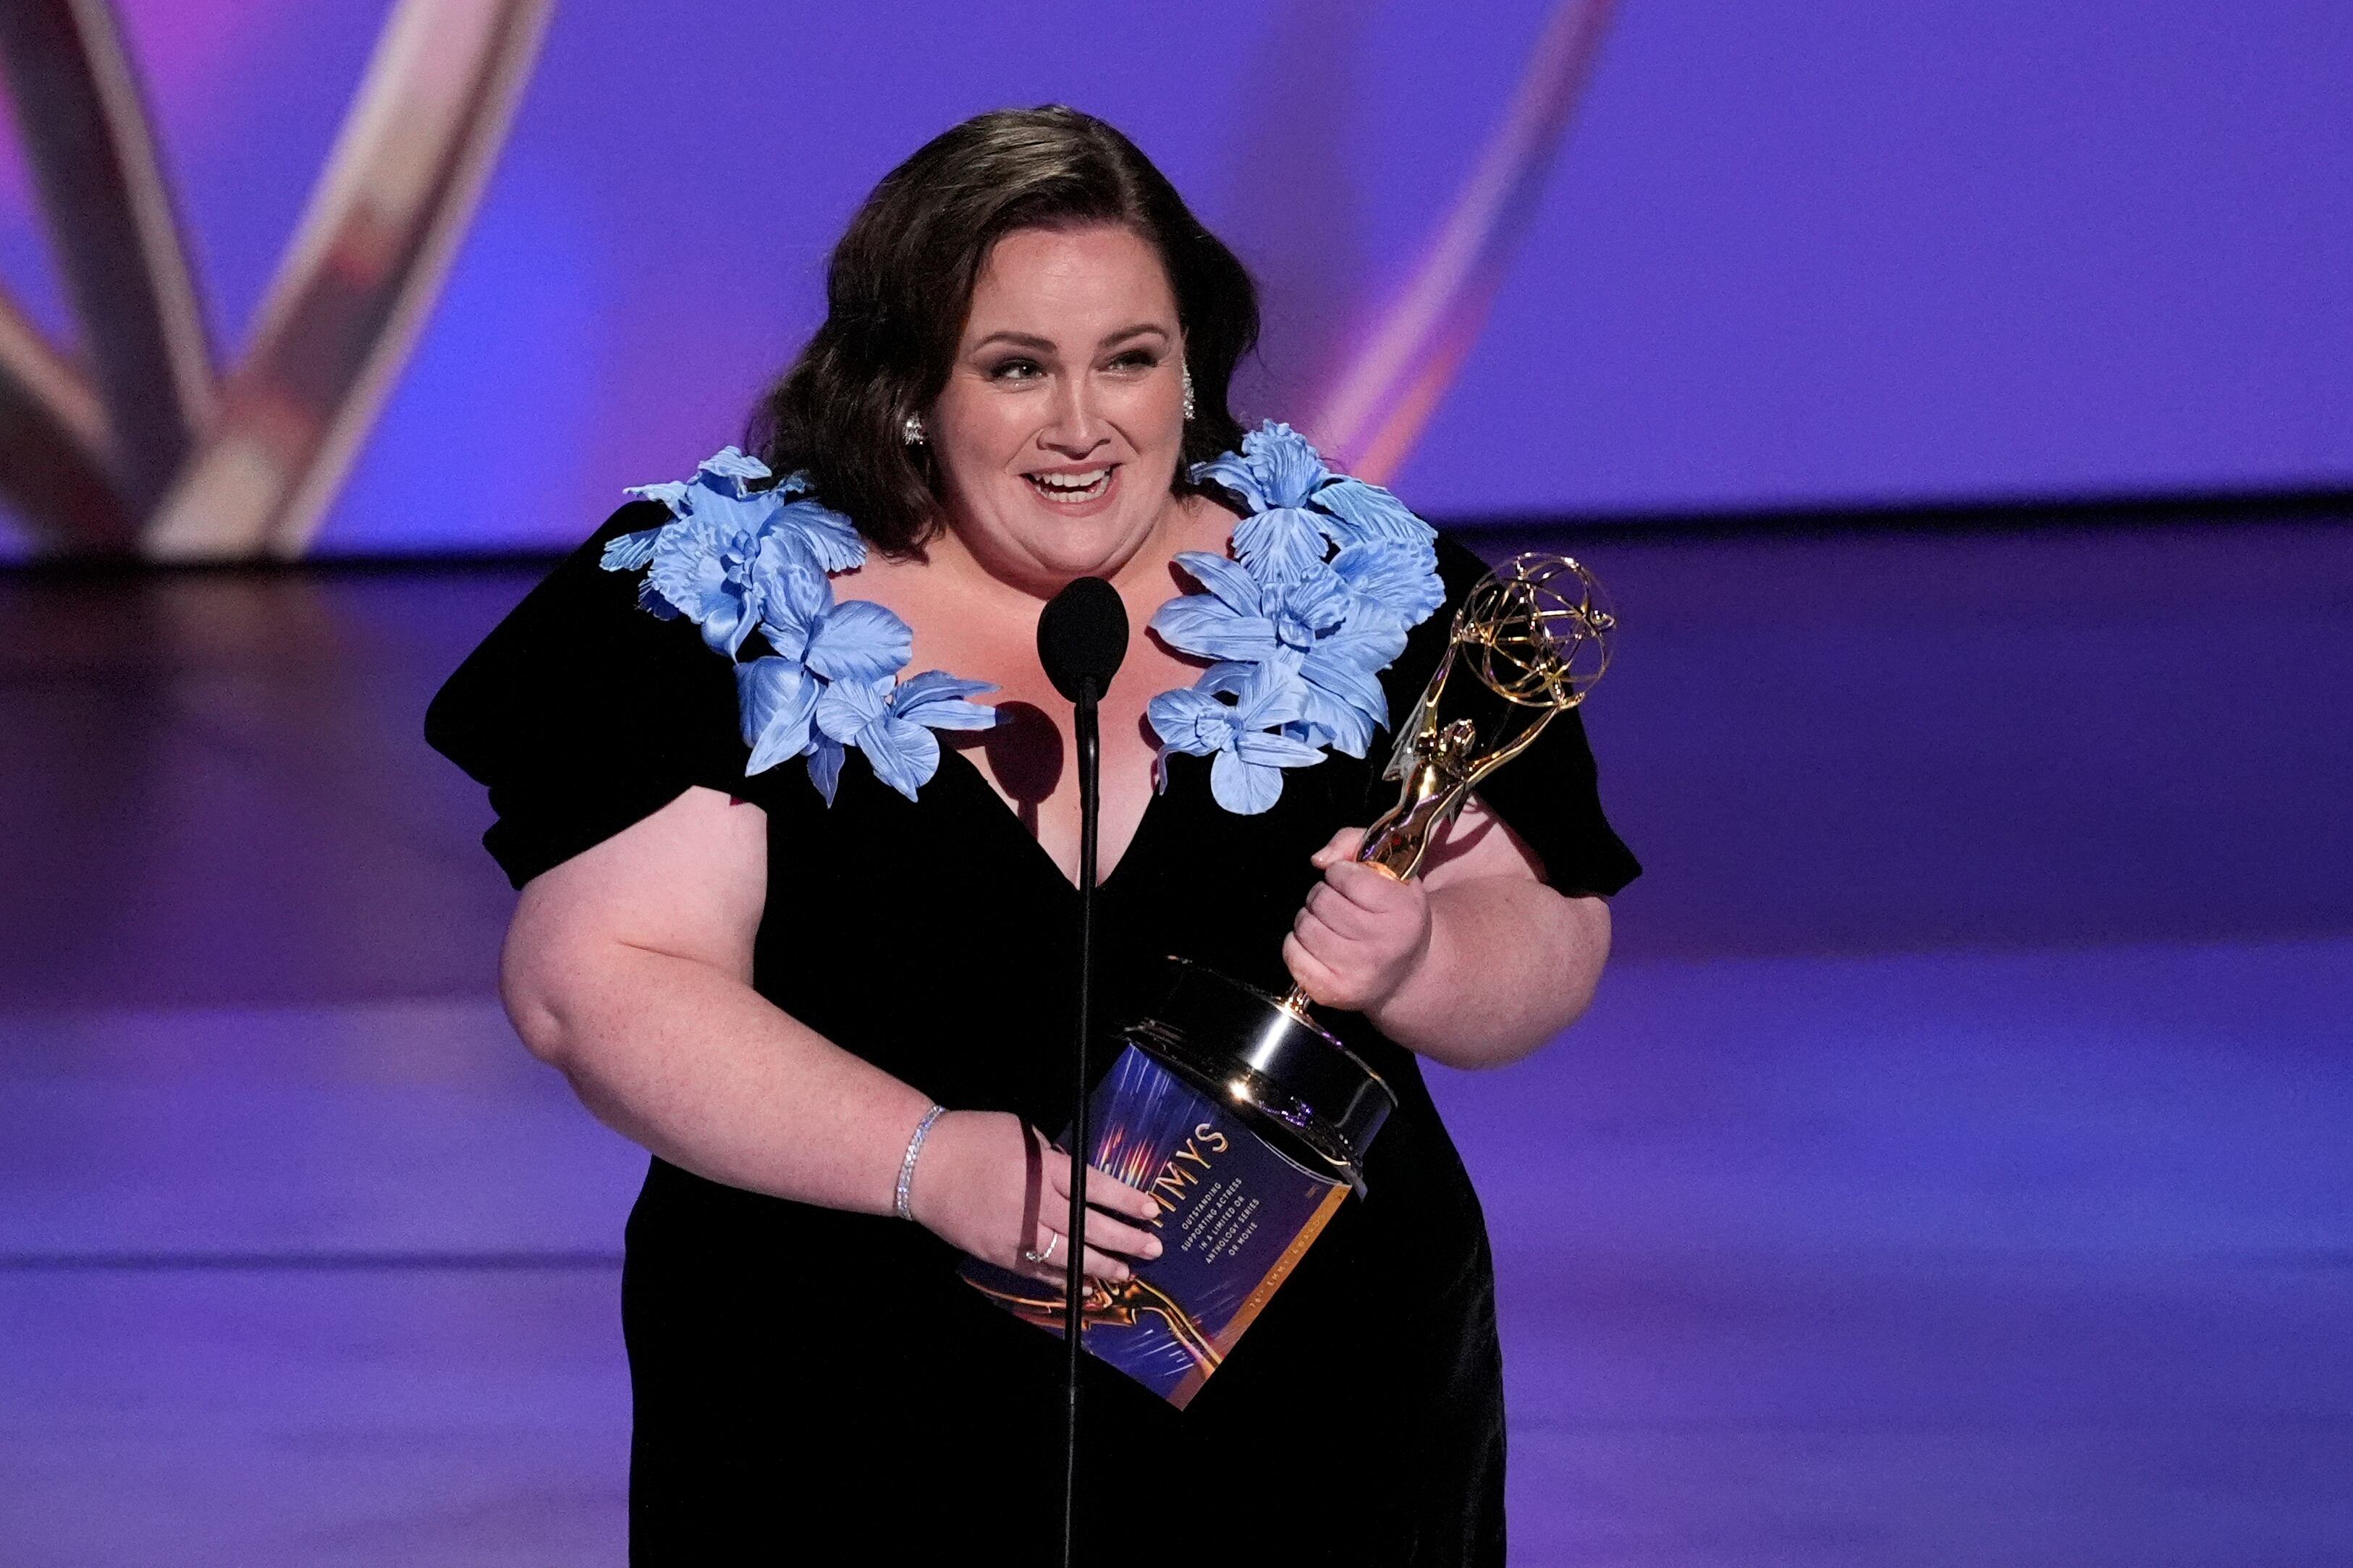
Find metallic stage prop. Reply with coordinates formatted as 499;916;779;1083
0;0;1610;558
1304;0;1615;483
0;0;552;559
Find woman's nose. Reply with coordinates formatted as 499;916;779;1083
1039;376;1109;456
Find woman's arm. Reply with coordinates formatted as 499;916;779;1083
1280;797;1612;1071
500;784;1161;1275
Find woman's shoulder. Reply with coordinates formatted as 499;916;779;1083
1403;535;1643;899
1432;531;1494;593
426;500;733;776
425;499;757;886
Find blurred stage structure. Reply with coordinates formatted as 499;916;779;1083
0;0;550;559
4;1;2344;559
0;0;1619;560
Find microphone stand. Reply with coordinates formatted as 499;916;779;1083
1037;574;1123;1568
1061;671;1099;1568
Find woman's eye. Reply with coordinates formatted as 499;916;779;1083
1107;350;1159;372
988;358;1043;382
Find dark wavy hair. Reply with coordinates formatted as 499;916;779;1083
748;106;1259;554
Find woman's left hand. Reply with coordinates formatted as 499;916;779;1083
1282;827;1433;1012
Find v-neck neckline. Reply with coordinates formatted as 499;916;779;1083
937;742;1172;897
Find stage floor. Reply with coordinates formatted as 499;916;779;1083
4;519;2349;1565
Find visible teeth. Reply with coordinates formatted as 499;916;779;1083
1027;468;1112;501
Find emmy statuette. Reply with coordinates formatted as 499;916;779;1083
1127;551;1618;1191
965;553;1617;1405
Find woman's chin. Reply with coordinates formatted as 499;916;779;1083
946;472;1183;589
1010;496;1168;578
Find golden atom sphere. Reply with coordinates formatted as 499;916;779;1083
1455;553;1615;708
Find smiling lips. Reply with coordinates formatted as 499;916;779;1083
1025;465;1115;504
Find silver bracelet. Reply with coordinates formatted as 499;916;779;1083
895;1103;948;1222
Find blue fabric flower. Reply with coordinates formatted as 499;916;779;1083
1191;422;1440;585
1147;551;1281;663
1149;424;1445;810
811;670;1000;804
609;430;1435;818
1146;656;1328;815
733;585;924;775
603;448;996;802
601;447;866;656
1332;538;1447;632
1151;553;1399;760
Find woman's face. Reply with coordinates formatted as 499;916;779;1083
928;223;1188;593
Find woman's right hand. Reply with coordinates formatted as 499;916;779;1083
907;1110;1165;1284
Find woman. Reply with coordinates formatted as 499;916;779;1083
428;106;1635;1564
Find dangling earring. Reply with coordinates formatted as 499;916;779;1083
901;413;926;446
1180;365;1196;423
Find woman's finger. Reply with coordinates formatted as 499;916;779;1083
1078;1205;1165;1263
1306;879;1382;938
1020;1221;1085;1274
1015;1225;1137;1285
1023;1221;1066;1268
1294;900;1352;952
1020;1244;1135;1285
1022;1203;1162;1266
1322;858;1414;914
1290;907;1351;968
1042;1147;1164;1224
1309;826;1365;868
1283;932;1345;1005
1077;1244;1130;1281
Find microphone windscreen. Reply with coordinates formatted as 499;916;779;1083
1036;577;1131;703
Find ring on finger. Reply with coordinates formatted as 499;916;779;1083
1022;1232;1060;1266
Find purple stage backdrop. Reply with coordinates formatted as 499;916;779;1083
0;0;2346;555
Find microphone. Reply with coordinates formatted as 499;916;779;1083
1036;575;1128;703
1035;576;1127;1568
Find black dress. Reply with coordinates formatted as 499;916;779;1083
426;503;1638;1566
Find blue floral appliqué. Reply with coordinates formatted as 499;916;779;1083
1148;423;1443;814
602;448;996;803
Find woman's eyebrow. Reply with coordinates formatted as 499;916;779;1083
968;323;1172;355
971;330;1059;353
1098;323;1170;347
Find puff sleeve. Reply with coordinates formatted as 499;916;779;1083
425;502;753;889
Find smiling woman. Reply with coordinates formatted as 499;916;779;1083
924;226;1199;585
751;109;1256;558
425;106;1635;1566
